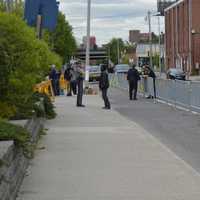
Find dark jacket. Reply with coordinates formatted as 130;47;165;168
127;68;141;83
99;71;109;90
147;67;156;79
64;68;72;81
49;68;57;80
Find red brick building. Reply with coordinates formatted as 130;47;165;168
165;0;200;74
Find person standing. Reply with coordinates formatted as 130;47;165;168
70;66;77;95
127;64;141;100
99;64;111;110
76;63;85;107
49;64;57;96
64;65;72;96
145;65;156;99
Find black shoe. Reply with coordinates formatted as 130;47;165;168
133;98;138;101
102;107;111;110
77;105;85;107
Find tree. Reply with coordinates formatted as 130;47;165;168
106;38;125;65
49;12;77;63
0;12;62;118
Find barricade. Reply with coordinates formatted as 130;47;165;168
110;73;200;114
34;80;55;101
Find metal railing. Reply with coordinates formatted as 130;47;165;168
109;73;200;113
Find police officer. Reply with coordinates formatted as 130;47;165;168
76;63;85;107
127;64;141;100
99;64;111;109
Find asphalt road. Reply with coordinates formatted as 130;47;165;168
110;88;200;173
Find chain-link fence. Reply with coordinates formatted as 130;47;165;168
109;73;200;113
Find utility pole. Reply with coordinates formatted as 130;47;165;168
148;11;153;69
117;39;120;64
85;0;91;82
188;0;192;80
158;15;162;75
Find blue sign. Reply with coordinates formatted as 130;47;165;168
24;0;59;31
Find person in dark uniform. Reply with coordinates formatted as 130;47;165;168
99;64;111;109
49;64;57;96
127;64;141;100
144;65;156;99
64;65;73;96
76;63;85;107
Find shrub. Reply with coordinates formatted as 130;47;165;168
0;12;62;119
0;120;31;157
32;92;56;119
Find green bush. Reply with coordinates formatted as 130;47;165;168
0;101;16;119
0;12;62;119
32;92;56;119
0;120;31;156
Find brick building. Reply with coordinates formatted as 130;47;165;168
129;30;140;43
129;30;150;43
165;0;200;74
82;36;97;49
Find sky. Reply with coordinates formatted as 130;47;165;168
59;0;164;45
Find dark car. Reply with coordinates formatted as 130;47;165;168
167;68;186;81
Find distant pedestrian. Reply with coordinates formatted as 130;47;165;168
75;63;85;107
145;65;156;99
127;64;141;100
64;65;72;96
99;64;111;109
49;64;57;96
70;67;77;95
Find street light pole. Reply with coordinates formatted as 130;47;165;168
188;0;192;80
157;15;162;75
117;39;120;64
148;11;153;69
85;0;91;82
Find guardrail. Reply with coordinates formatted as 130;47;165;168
109;73;200;113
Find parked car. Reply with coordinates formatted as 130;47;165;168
115;64;130;74
89;65;101;82
167;68;186;81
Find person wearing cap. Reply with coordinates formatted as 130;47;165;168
127;64;141;100
99;64;111;109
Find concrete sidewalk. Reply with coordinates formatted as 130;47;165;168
17;95;200;200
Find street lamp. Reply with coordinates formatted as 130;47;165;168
85;0;91;82
153;12;162;76
147;11;163;74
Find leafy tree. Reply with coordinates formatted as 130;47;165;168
106;38;125;65
49;12;77;63
0;12;62;118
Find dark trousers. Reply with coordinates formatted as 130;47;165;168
129;82;138;100
52;79;59;96
153;78;156;98
67;80;72;96
77;80;83;106
102;89;111;108
71;81;77;95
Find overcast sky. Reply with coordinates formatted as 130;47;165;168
59;0;164;45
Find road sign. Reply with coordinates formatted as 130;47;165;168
24;0;59;31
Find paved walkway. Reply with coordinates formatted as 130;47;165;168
18;94;200;200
